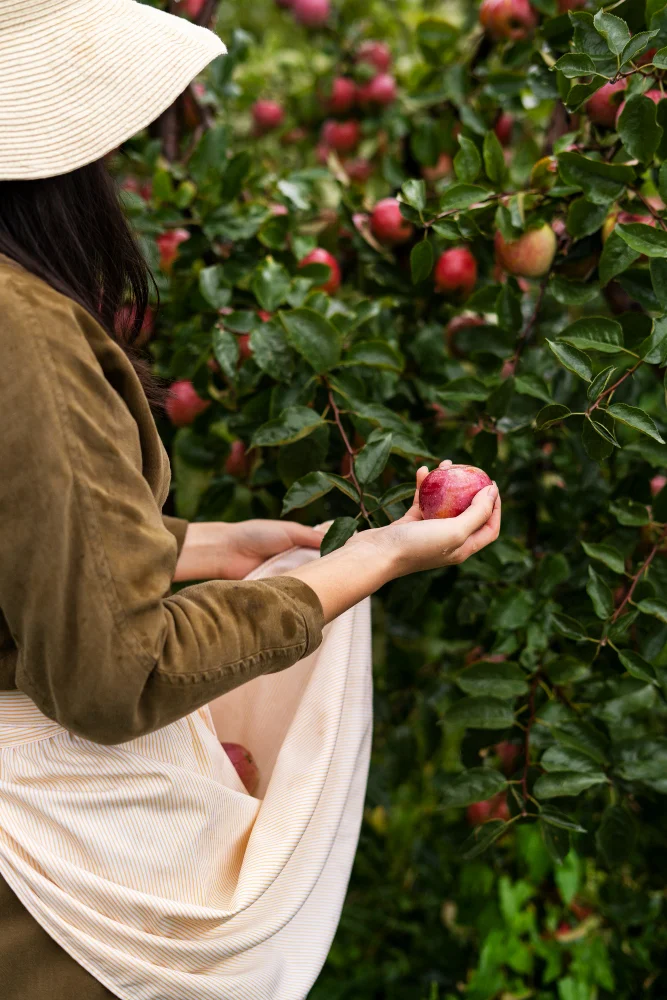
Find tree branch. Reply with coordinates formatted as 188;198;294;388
611;526;667;623
326;384;373;526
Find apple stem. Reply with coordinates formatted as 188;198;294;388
325;383;373;526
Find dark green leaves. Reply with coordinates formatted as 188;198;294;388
280;308;341;372
617;223;667;259
440;768;507;808
599;231;640;287
558;317;624;353
252;405;324;447
251;257;291;312
547;340;592;382
607;403;665;443
354;430;393;484
281;471;334;515
320;516;358;555
557;152;635;206
446;697;515;730
483;130;506;185
554;53;597;78
586;565;614;620
582;541;625;575
456;662;528;699
592;10;629;55
411;240;434;284
534;772;607;799
617;95;663;163
454;135;481;183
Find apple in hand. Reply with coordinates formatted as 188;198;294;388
434;247;478;299
479;0;537;41
166;380;210;427
494;223;556;278
419;464;492;520
370;198;414;245
222;742;259;795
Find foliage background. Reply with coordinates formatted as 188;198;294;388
118;1;667;995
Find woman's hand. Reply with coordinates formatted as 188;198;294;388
173;520;324;582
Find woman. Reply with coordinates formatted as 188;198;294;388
0;2;501;998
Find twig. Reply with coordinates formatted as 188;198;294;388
611;526;667;623
325;384;373;526
587;360;642;414
632;189;667;233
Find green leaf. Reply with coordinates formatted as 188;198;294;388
593;10;630;55
617;650;656;685
617;94;663;163
249;319;294;382
536;403;571;429
416;17;457;61
554;53;597;77
212;326;239;379
483;129;507;185
552;720;608;765
440;767;507;808
459;819;507;860
325;473;360;504
411;240;434;284
558;316;624;353
582;541;625;575
221;150;251;201
446;696;515;730
251;257;292;313
617;222;667;258
582;414;616;461
514;373;552;403
608;403;665;444
534;771;606;799
610;497;650;526
550;275;600;306
354;430;394;484
650;258;667;310
457;662;529;699
547;340;592;382
599;230;640;286
343;340;404;372
488;589;535;630
438;184;488;212
566;198;608;241
252;405;325;447
199;265;231;310
541;746;599;774
637;598;667;624
280;308;341;373
281;471;334;515
586;366;616;403
454;135;482;183
541;820;570;865
653;46;667;69
540;805;586;833
320;516;358;556
401;178;426;212
378;482;416;507
620;30;659;67
586;565;614;620
552;613;589;641
596;806;636;867
557;152;635;206
439;377;488;402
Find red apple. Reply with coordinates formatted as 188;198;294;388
358;73;397;107
479;0;537;40
321;119;361;153
434;247;478;299
421;153;453;183
495;741;521;775
221;742;259;795
356;40;392;74
298;247;341;294
157;228;190;271
237;334;252;362
616;87;665;127
323;76;357;114
166;380;210;427
494;112;514;146
182;0;205;18
602;207;655;244
225;440;250;478
292;0;330;27
494;224;556;278
651;475;667;497
586;79;627;127
252;99;285;134
558;0;586;9
419;464;492;519
639;48;657;67
343;158;374;182
370;197;414;246
466;792;509;826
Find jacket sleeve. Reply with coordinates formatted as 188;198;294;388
162;515;189;556
0;276;324;745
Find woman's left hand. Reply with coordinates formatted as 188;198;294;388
173;520;325;582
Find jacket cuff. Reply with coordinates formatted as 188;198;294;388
262;576;325;658
162;515;189;557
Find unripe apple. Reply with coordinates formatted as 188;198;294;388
586;79;627;127
616;87;664;127
356;40;392;74
321;119;361;153
651;474;667;497
292;0;330;27
421;153;453;183
419;464;492;519
298;247;341;294
479;0;538;40
601;207;654;244
445;313;484;356
494;224;556;278
358;73;397;107
434;247;478;299
166;380;210;426
224;440;250;479
252;99;285;134
324;76;357;115
344;158;374;183
370;198;414;246
530;155;558;191
494;112;514;146
157;228;190;271
221;742;259;795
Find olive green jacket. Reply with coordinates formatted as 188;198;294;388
0;256;324;745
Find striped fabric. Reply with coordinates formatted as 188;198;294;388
0;546;372;1000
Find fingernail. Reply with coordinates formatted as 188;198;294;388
489;485;499;498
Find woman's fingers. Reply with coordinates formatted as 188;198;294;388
285;523;328;548
450;484;499;541
438;459;453;469
448;493;501;562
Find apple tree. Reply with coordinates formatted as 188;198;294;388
115;0;667;995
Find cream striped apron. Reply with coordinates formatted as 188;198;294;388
0;546;373;1000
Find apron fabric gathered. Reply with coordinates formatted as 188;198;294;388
0;546;372;1000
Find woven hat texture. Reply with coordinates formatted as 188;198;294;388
0;0;226;179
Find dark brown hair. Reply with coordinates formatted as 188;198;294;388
0;159;161;402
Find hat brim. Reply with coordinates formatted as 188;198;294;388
0;0;226;180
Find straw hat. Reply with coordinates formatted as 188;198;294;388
0;0;226;180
